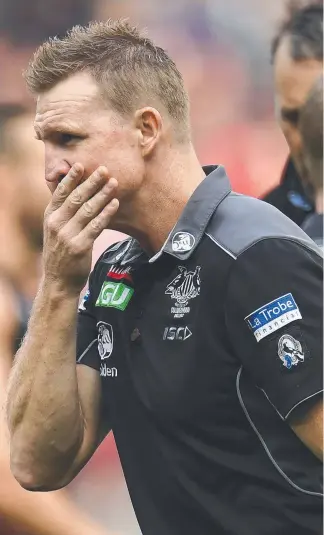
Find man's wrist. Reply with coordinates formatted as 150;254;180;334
39;276;81;304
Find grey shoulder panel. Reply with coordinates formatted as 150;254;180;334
206;193;322;258
100;237;132;262
100;237;146;266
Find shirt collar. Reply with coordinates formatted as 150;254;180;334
149;165;231;262
113;165;231;266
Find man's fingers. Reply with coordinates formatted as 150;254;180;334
65;177;118;232
59;166;110;220
77;198;119;245
49;163;84;212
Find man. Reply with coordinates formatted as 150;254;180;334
0;106;112;535
262;0;323;225
300;76;323;246
6;20;323;535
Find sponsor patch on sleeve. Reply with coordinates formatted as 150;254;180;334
244;293;302;342
79;290;90;311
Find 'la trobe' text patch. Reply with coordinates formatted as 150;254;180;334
245;293;302;342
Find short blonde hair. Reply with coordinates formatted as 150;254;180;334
24;19;190;141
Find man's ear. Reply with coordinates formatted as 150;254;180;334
134;107;162;157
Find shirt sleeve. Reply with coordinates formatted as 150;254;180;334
76;269;100;371
224;238;323;420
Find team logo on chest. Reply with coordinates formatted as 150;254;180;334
97;322;118;378
165;265;201;318
97;322;114;360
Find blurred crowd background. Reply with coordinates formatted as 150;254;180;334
0;0;292;533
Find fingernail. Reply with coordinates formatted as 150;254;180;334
72;163;82;175
108;177;118;189
98;166;108;178
103;179;116;192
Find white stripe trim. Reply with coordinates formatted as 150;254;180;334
259;387;285;420
236;367;323;498
122;253;142;264
285;390;324;420
77;339;96;363
205;233;237;259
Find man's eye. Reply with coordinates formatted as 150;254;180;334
58;133;81;146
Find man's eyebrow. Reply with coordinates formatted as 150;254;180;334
281;107;300;125
34;124;84;141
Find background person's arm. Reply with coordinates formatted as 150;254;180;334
290;398;323;461
0;280;111;535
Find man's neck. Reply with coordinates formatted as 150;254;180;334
0;215;41;298
114;147;206;255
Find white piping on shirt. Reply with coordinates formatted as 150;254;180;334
236;366;323;498
77;339;96;363
205;233;237;260
285;390;324;420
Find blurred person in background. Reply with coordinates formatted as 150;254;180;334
263;0;323;226
0;0;91;45
299;76;323;247
0;0;92;105
0;106;114;535
6;20;323;535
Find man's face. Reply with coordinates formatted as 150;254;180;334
35;72;145;213
273;37;323;179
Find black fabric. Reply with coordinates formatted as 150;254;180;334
262;158;314;226
76;167;323;535
225;238;323;419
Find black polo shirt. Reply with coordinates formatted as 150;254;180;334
77;165;323;535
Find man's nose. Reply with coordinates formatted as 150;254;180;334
45;161;71;185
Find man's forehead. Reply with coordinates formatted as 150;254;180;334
36;72;100;114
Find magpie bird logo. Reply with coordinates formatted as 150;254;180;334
97;322;113;360
278;334;305;369
165;266;201;306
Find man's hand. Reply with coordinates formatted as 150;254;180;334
43;164;119;294
6;164;119;491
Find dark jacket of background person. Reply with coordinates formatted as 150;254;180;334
265;1;322;226
262;158;314;226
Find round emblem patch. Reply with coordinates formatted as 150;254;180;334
171;232;195;253
278;334;305;369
